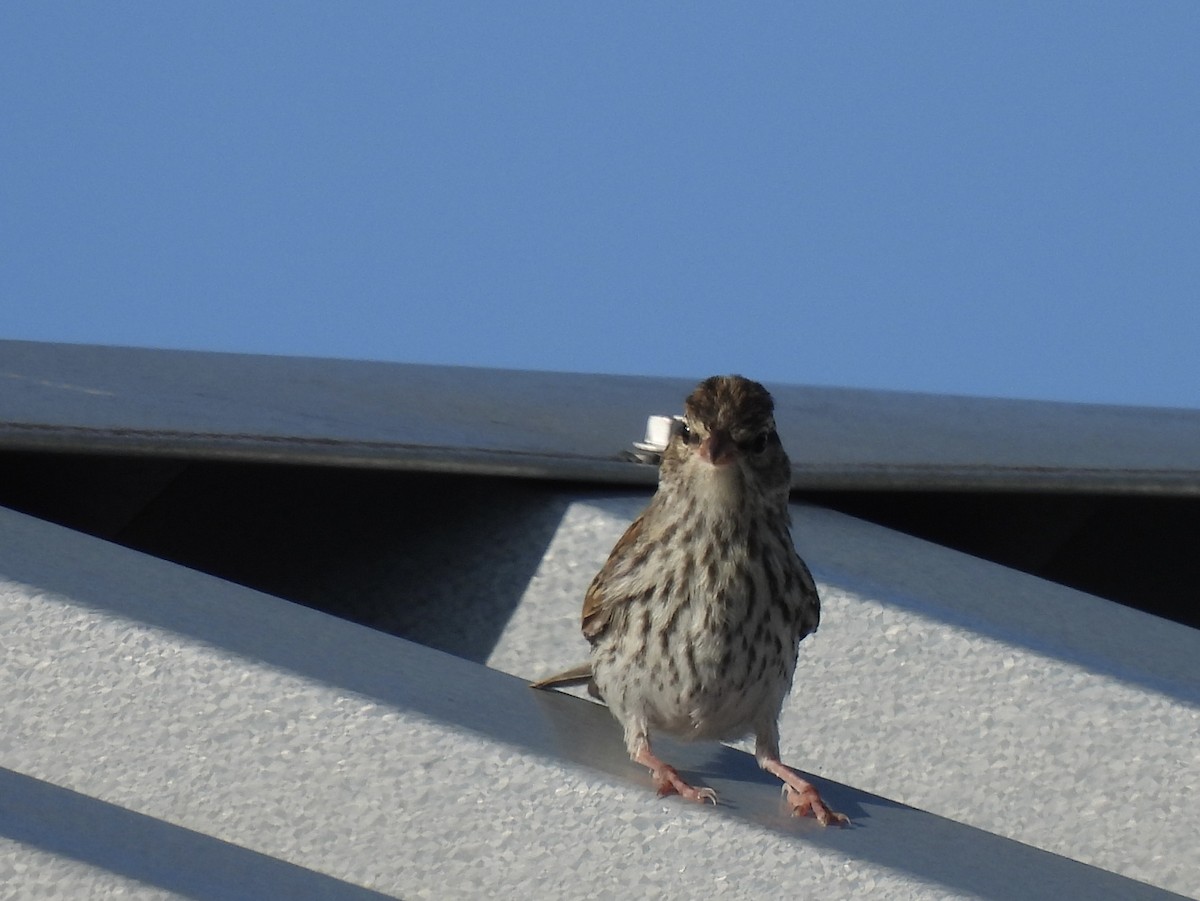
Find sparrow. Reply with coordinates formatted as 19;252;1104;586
534;375;847;825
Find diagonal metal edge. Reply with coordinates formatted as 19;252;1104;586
0;767;399;901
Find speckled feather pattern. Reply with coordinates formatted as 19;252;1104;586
582;376;821;761
588;496;817;746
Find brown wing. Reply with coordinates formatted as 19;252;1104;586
581;512;647;643
793;550;821;640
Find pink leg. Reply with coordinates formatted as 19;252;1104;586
760;757;849;826
632;742;717;805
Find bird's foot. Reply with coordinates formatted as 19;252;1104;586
652;763;718;805
781;783;850;826
762;759;849;826
634;746;717;805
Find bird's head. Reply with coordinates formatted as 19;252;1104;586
661;375;792;504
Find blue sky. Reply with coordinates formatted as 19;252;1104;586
3;3;1198;409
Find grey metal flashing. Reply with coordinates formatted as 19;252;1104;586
3;339;1200;494
0;418;653;485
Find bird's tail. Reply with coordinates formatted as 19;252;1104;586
529;661;593;690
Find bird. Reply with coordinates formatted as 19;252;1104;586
533;375;847;826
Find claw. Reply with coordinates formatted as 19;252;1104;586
651;762;718;805
634;743;717;805
763;758;849;827
783;784;850;826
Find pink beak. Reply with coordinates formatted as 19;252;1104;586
698;429;736;466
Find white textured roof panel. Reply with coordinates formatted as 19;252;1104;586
1;502;1193;899
490;497;1199;894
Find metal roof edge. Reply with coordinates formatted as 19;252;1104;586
4;339;1199;495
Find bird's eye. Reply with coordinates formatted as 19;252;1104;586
749;432;770;454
